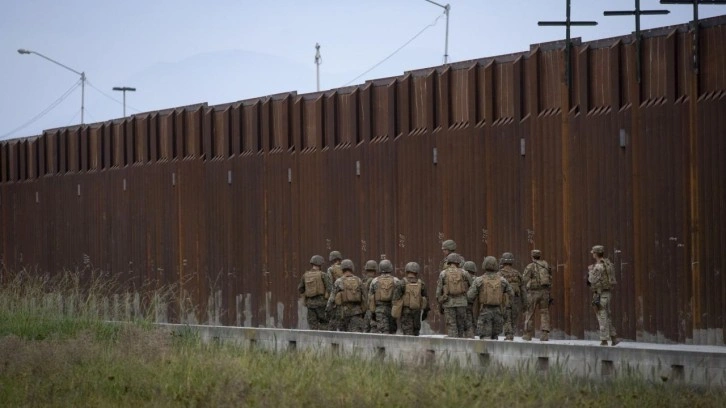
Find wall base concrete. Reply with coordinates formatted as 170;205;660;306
157;323;726;387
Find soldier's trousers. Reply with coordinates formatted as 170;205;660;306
373;305;397;334
340;313;367;333
524;288;551;334
465;303;475;338
444;306;469;338
503;295;524;336
594;291;617;340
400;307;422;336
327;307;342;331
306;305;328;330
476;305;504;339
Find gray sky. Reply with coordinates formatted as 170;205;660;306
2;0;723;140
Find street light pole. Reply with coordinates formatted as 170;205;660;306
17;48;86;125
112;86;136;118
424;0;450;64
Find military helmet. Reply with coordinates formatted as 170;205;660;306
379;259;394;273
405;262;420;274
441;239;457;251
501;252;514;264
463;261;477;274
329;250;342;262
364;260;378;271
340;259;355;272
591;245;605;255
445;252;462;266
531;249;542;258
482;256;498;271
309;255;324;266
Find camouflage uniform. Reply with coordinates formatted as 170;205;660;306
522;250;552;341
468;257;513;339
499;253;525;340
326;260;366;333
392;262;429;336
361;260;378;332
436;253;474;338
368;260;399;334
298;255;333;330
326;251;344;331
588;245;618;346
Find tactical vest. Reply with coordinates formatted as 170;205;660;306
445;267;467;296
479;275;503;306
500;267;521;295
375;275;395;302
600;259;617;290
330;264;344;281
341;276;362;303
303;270;325;298
532;261;552;288
402;280;423;310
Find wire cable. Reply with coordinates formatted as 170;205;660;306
67;109;81;126
1;80;82;139
343;13;445;86
86;80;142;113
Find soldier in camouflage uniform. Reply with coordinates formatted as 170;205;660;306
462;261;478;337
499;252;525;340
468;256;513;340
326;251;344;331
361;260;378;332
588;245;619;346
326;259;366;332
436;253;474;338
368;259;399;334
522;249;552;341
439;239;458;272
392;262;429;336
298;255;333;330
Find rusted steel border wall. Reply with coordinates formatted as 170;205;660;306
1;18;725;344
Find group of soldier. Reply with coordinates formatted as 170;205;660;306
299;240;619;346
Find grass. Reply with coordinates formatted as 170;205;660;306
1;269;724;407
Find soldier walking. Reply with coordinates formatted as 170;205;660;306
361;260;378;332
499;252;525;340
468;256;513;340
462;261;479;337
436;253;473;338
298;255;332;330
392;262;429;336
368;259;399;334
522;249;552;341
588;245;619;346
440;239;458;272
326;251;344;331
326;259;366;332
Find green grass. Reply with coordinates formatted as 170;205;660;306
1;269;724;407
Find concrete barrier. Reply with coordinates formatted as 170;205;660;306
158;323;726;387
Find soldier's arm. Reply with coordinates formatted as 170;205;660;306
322;273;333;293
466;278;480;302
298;276;305;295
326;282;338;310
392;280;403;301
503;278;514;297
435;272;445;299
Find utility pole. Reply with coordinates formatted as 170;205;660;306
315;43;322;92
112;86;136;118
424;0;450;64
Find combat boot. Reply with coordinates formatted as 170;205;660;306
599;340;608;346
505;335;514;341
611;336;620;346
540;331;549;341
522;333;532;341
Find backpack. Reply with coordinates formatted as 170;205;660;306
602;259;617;288
303;270;325;298
478;275;503;306
402;281;422;310
446;268;467;296
534;261;552;287
375;275;395;302
341;277;361;303
330;264;344;281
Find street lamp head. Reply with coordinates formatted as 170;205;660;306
17;49;31;55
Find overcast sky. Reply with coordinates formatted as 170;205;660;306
2;0;723;140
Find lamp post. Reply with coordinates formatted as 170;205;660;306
424;0;450;64
17;48;86;125
112;86;136;118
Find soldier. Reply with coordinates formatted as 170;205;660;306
326;259;366;332
588;245;619;346
439;239;458;272
462;261;479;336
361;260;378;332
368;259;399;334
326;251;344;331
468;256;513;340
436;253;474;338
522;249;552;341
392;262;429;336
298;255;332;330
499;252;525;341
